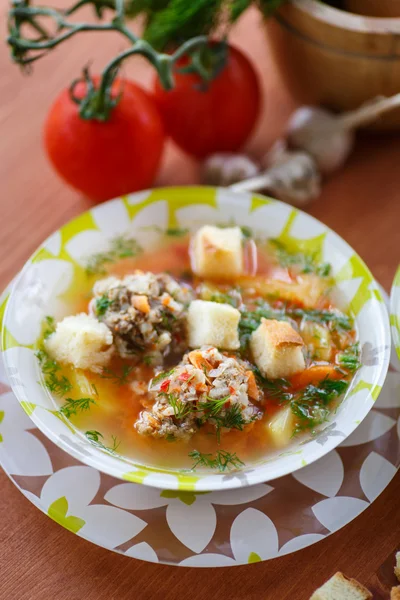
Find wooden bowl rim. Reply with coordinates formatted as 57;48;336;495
288;0;400;33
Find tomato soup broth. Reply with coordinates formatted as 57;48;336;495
38;231;359;472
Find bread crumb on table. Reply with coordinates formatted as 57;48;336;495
395;551;400;582
309;571;372;600
391;586;400;600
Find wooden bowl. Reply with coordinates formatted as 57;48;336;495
345;0;400;18
265;0;400;130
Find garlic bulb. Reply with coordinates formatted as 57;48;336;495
286;107;355;175
286;94;400;175
230;149;321;207
202;153;260;187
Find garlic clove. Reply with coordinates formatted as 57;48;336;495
201;153;260;187
286;106;355;175
230;150;321;207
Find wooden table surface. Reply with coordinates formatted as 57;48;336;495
1;5;400;599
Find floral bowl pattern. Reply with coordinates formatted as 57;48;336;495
0;187;391;491
391;266;400;363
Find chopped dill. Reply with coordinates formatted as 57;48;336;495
85;430;121;454
198;395;230;418
166;394;194;420
85;235;142;276
286;307;353;332
59;397;97;419
95;295;113;316
290;377;349;436
198;399;256;442
141;225;189;237
151;368;175;385
269;239;331;277
36;348;72;397
252;367;292;402
337;343;361;373
240;225;253;239
165;227;189;237
189;449;245;472
100;364;134;386
209;292;238;307
239;302;352;352
43;315;56;339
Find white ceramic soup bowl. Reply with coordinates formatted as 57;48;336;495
1;187;390;491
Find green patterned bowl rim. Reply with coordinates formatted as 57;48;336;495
0;186;391;491
390;266;400;362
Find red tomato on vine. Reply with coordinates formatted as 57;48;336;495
44;76;165;202
153;44;261;159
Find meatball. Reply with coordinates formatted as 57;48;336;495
134;346;262;441
90;271;192;365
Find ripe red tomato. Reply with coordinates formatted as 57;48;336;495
153;45;261;159
44;77;165;201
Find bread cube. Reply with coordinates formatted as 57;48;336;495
187;300;240;350
395;552;400;582
45;313;113;373
250;318;305;379
310;572;372;600
267;406;295;448
192;225;243;280
391;587;400;600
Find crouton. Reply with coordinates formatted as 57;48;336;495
267;406;295;448
395;552;400;582
187;300;240;350
45;313;113;373
310;572;372;600
250;318;305;379
192;225;243;280
391;587;400;600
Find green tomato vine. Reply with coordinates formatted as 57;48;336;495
7;0;286;121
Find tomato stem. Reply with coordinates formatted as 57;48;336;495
7;0;213;120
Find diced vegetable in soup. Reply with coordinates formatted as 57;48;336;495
37;225;360;473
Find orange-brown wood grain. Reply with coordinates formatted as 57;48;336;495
1;6;400;600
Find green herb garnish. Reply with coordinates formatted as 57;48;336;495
286;307;352;332
290;377;349;436
36;348;72;397
43;315;56;339
85;430;121;454
166;433;177;442
198;395;230;418
337;343;361;373
59;397;97;419
95;295;113;316
269;239;331;277
151;368;176;386
238;302;353;353
100;365;134;386
166;394;194;420
85;235;142;276
209;292;238;307
189;449;245;472
199;398;256;442
165;227;189;237
252;367;292;402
